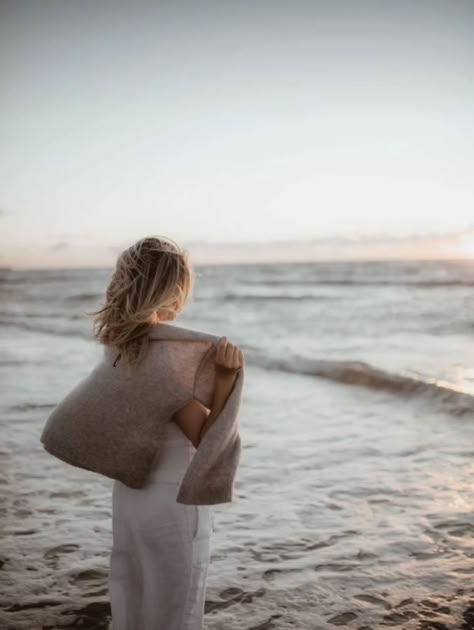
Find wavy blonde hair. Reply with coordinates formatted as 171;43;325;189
87;235;194;369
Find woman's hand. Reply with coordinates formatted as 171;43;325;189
197;337;243;444
215;337;244;378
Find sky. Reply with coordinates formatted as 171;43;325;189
1;0;474;269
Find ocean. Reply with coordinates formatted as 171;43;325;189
0;259;473;629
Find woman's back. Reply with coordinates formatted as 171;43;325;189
41;322;223;489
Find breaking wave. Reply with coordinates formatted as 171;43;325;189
250;352;474;417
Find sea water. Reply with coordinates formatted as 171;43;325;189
0;260;473;629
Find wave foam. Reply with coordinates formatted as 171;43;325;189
250;353;474;417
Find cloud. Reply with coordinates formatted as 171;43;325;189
186;227;474;249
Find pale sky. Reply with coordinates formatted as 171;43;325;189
1;0;474;268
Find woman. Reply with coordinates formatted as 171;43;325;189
88;235;243;630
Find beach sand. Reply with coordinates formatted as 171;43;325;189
1;369;473;629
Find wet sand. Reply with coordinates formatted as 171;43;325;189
1;483;473;630
1;367;473;629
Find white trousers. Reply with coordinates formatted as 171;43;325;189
108;422;214;630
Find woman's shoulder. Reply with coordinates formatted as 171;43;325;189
147;321;222;345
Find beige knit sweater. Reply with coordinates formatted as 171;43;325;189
40;322;244;505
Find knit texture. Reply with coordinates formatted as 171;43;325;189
40;322;244;505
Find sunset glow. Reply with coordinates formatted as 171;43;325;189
458;232;474;258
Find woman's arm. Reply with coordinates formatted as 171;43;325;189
172;337;243;447
197;337;243;443
171;400;210;448
197;372;238;444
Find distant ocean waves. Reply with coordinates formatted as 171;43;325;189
222;280;474;290
2;312;472;417
247;351;474;417
0;316;92;338
1;314;473;418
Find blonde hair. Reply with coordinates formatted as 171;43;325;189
87;235;194;370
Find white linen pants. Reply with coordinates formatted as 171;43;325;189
108;422;215;630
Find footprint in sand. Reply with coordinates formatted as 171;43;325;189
262;568;282;581
71;568;108;584
44;543;80;567
328;611;358;625
248;614;283;630
381;611;416;624
205;587;266;613
44;543;80;559
11;528;38;536
354;594;392;610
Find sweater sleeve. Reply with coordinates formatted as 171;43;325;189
192;339;220;408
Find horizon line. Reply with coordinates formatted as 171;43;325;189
3;255;474;272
